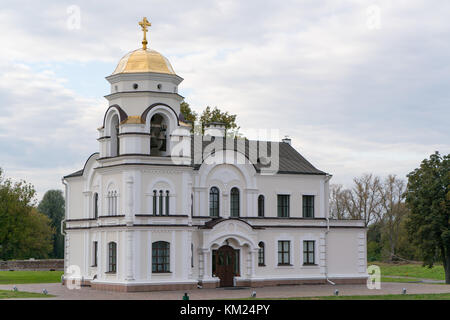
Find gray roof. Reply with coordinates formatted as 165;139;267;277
64;137;326;178
191;136;325;175
63;169;84;178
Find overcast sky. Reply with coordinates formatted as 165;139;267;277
0;0;449;201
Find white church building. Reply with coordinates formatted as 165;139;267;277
62;18;367;292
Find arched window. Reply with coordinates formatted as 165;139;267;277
152;190;157;215
107;191;118;216
150;114;167;156
230;187;240;217
209;187;219;217
165;190;170;215
94;193;99;219
152;241;170;273
258;242;265;266
159;190;163;215
258;195;264;217
110;114;120;157
108;242;117;273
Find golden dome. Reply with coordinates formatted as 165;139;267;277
112;48;176;75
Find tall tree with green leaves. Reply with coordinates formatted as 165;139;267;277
199;106;240;137
0;168;53;260
38;190;65;258
405;152;450;283
179;101;241;137
180;101;198;125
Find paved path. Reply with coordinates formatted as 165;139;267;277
1;282;449;300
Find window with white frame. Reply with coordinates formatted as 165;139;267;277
277;240;291;265
258;242;265;266
303;240;316;265
230;187;240;217
209;187;220;217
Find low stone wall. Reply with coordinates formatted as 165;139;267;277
0;259;64;271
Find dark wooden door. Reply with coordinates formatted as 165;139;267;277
215;245;235;287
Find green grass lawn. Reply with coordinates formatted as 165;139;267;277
0;289;54;299
0;271;63;284
373;262;445;281
380;276;421;283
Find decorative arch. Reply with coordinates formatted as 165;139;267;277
197;149;257;189
102;104;127;130
142;104;178;156
203;219;258;250
141;103;179;126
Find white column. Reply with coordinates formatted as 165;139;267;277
125;176;134;224
83;191;92;219
250;248;258;278
199;249;205;279
246;249;252;277
125;230;134;281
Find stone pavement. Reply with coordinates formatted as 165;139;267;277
1;282;449;300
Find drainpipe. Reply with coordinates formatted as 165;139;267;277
324;174;335;286
61;178;68;285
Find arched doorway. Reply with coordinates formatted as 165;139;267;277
212;245;236;287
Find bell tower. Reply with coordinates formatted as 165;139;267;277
97;18;191;161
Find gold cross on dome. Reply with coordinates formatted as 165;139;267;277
138;17;151;50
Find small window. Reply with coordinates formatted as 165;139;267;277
303;195;315;218
165;190;170;215
303;240;315;265
258;195;265;217
152;241;170;273
230;187;240;217
209;187;220;217
108;242;117;273
277;195;290;217
278;240;290;265
159;190;163;215
94;193;98;219
92;241;98;267
191;243;194;268
258;242;265;266
153;190;157;215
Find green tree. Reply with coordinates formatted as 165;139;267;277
180;101;198;125
199;106;240;137
38;190;65;258
405;152;450;283
179;101;241;137
0;168;54;260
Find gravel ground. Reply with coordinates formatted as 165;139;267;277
1;282;449;300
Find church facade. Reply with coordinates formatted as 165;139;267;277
62;19;367;292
